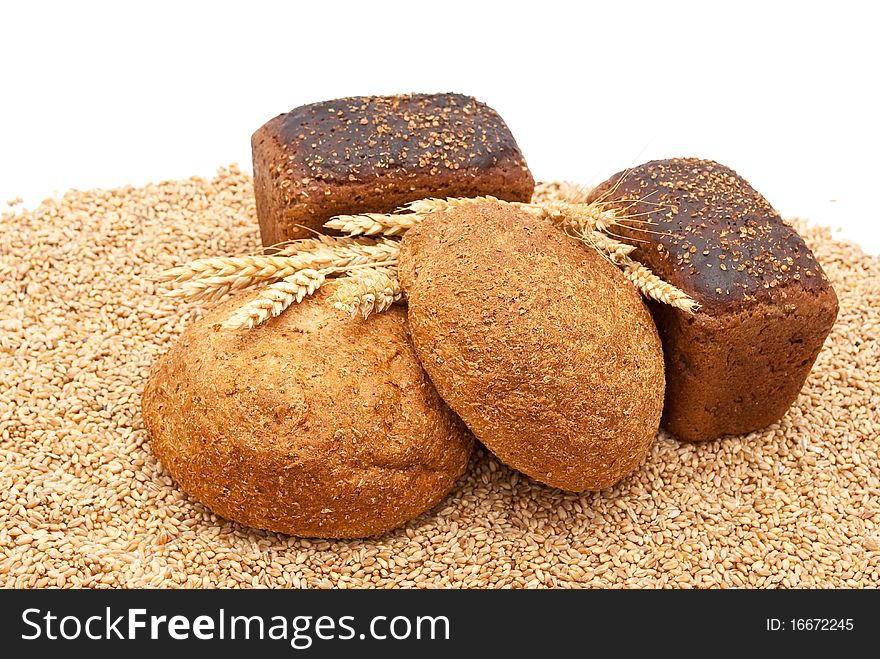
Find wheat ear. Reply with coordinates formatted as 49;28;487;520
328;195;621;237
155;256;314;303
576;230;638;265
323;213;421;236
400;195;503;214
324;196;503;236
622;261;699;313
520;200;621;235
558;212;697;312
221;269;325;330
531;181;594;204
575;229;698;313
153;237;399;302
332;267;402;320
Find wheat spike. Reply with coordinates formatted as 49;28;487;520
273;235;400;263
153;255;293;283
153;237;399;302
580;230;638;265
555;206;696;312
531;181;594;204
623;261;699;313
221;269;325;330
332;267;402;320
323;213;421;236
400;195;502;214
325;196;504;237
525;200;620;235
401;196;624;239
157;256;312;302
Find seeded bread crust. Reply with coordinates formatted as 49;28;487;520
398;203;665;492
587;158;839;441
142;284;474;538
252;93;535;245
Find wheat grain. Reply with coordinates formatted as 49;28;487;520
221;269;326;330
332;267;402;319
3;168;874;589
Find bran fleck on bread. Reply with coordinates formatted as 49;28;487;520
141;284;474;539
398;202;665;492
252;92;535;245
587;158;839;441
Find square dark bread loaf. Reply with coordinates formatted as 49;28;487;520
252;93;534;246
587;158;838;441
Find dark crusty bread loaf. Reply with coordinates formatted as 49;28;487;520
142;284;474;538
587;158;838;441
252;92;535;246
398;203;665;491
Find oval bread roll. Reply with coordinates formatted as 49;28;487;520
399;203;665;492
142;284;474;538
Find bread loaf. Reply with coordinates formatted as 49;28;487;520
252;93;534;245
398;202;665;492
587;158;839;441
142;284;474;538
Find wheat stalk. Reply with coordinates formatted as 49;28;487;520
221;269;326;330
332;267;402;319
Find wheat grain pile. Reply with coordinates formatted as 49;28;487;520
1;166;878;588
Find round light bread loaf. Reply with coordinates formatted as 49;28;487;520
398;203;665;492
142;283;473;538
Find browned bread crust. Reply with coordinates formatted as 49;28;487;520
587;158;839;441
252;93;534;245
142;284;474;538
398;203;665;492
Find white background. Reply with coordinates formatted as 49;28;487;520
2;1;878;253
